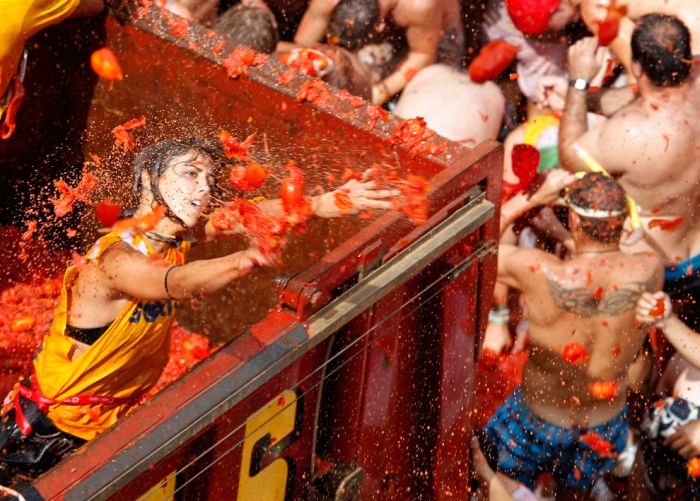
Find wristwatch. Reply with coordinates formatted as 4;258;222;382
569;78;590;91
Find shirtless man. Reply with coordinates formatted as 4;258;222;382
393;64;505;148
293;0;463;104
577;0;700;77
477;170;663;497
559;16;700;312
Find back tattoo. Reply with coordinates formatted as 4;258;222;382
547;266;659;317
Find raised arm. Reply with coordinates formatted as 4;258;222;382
371;0;440;104
101;243;272;301
637;291;700;369
294;0;341;46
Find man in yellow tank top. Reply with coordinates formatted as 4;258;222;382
0;0;103;139
0;137;395;483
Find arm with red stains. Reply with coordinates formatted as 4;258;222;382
101;243;272;301
638;291;700;369
558;38;606;172
294;0;340;46
372;0;440;104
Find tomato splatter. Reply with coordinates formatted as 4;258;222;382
562;343;589;365
219;130;255;160
95;199;123;228
588;380;618;400
687;458;700;479
280;162;312;225
649;298;666;318
390;118;443;158
365;105;390;131
52;169;99;218
112;115;147;150
296;78;329;104
593;287;604;301
393;174;430;225
469;40;519;83
611;345;621;357
404;67;418;82
90;48;124;81
649;217;684;232
579;431;617;458
334;191;354;211
336;89;364;108
112;205;166;233
21;221;37;241
229;161;266;191
223;47;267;79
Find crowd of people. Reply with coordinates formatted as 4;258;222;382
1;0;700;499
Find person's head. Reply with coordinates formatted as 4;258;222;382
565;173;627;244
631;14;692;88
133;138;224;228
327;0;381;51
212;5;279;54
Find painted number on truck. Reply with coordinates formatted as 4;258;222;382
236;389;301;501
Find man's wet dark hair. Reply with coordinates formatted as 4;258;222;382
631;14;692;87
327;0;381;51
212;5;279;54
567;173;627;243
131;138;225;222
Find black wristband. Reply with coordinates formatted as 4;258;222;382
164;265;180;299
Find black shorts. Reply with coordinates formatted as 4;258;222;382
0;381;84;486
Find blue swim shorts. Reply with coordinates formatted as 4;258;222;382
477;387;628;491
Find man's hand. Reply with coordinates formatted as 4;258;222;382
535;75;568;112
314;174;399;217
482;322;512;354
568;37;606;82
529;169;578;207
665;420;700;459
636;291;672;328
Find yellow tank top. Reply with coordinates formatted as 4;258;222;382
33;231;190;440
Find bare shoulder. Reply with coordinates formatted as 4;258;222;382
394;0;439;23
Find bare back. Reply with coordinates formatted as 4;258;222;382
504;248;662;427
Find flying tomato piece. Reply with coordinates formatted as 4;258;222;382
90;48;124;81
469;40;520;83
219;130;255;159
95;199;123;227
112;205;166;233
229;161;266;191
112;116;147;150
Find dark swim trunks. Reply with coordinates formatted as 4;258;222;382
664;254;700;330
477;387;628;491
664;254;700;297
640;396;700;497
